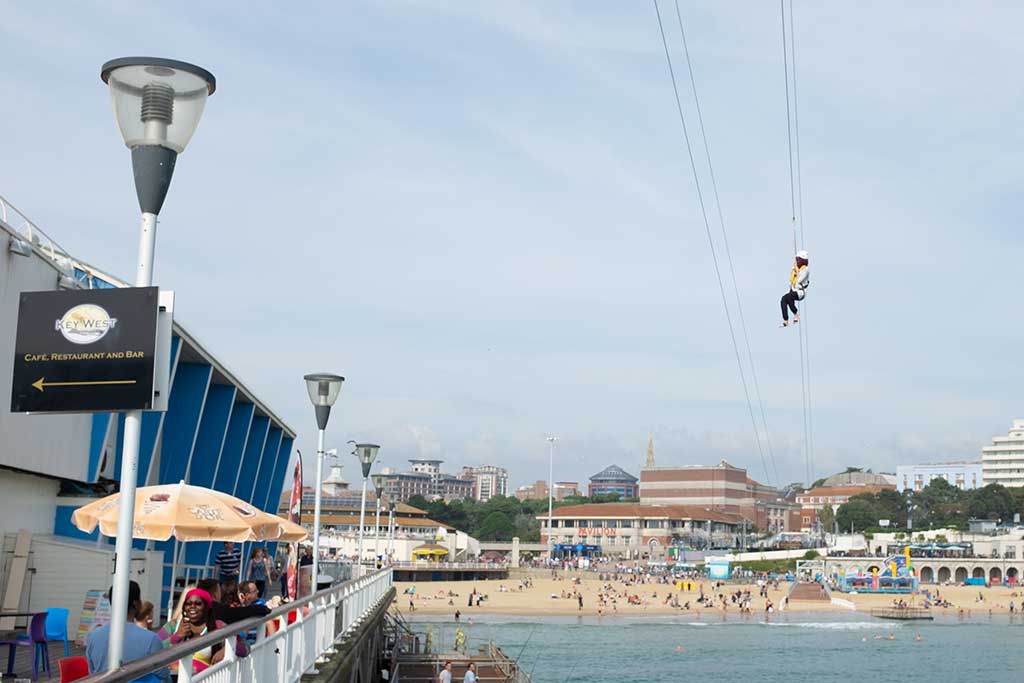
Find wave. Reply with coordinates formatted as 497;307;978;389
762;621;901;630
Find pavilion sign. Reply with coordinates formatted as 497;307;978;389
11;287;160;413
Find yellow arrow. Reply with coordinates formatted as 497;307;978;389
32;377;137;392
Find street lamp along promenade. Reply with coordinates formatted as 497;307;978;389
100;57;215;672
546;436;557;562
372;473;386;565
350;442;380;576
304;373;344;594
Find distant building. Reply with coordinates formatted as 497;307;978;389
755;498;801;536
321;464;350;497
539;502;744;556
981;419;1024;487
640;460;758;512
376;459;474;502
795;484;894;532
515;480;579;502
895;461;983;492
819;470;896;488
588;465;639;498
277;489;478;562
460;465;509;502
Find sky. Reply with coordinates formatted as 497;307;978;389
3;1;1023;492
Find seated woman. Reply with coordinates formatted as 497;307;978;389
159;588;248;673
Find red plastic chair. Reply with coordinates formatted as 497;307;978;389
58;656;89;683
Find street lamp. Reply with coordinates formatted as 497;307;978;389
387;499;397;563
372;473;386;564
100;56;215;672
546;436;557;563
304;373;344;593
351;442;380;575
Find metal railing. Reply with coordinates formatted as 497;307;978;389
391;562;506;570
0;193;75;265
78;567;394;683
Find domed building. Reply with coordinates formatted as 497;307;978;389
588;464;639;498
819;470;896;488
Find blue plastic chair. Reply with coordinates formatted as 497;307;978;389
45;608;70;658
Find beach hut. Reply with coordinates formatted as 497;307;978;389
411;543;449;561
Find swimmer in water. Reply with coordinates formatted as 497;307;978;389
675;645;685;653
915;634;922;641
887;633;895;641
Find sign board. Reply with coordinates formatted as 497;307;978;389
879;519;891;528
708;560;731;579
11;287;160;413
76;589;111;646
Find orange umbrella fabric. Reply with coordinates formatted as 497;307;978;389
274;516;309;543
71;481;290;542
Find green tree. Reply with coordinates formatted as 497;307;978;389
818;504;835;533
967;484;1016;522
912;478;968;529
835;498;879;532
407;495;431;511
476;511;516;541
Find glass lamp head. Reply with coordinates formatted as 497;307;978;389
353;443;380;467
101;57;215;153
303;373;344;407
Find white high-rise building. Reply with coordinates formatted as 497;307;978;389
461;465;509;502
981;419;1024;487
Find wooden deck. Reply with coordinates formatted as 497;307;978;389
396;650;530;683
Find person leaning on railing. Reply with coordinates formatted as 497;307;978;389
87;580;169;682
156;588;248;674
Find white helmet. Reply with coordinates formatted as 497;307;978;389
796;250;809;260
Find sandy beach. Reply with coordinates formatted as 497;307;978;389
395;574;1023;617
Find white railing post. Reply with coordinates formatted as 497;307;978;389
178;655;194;683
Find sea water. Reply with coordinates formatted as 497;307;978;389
410;612;1023;682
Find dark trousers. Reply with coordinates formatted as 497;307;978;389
780;291;800;321
254;579;266;597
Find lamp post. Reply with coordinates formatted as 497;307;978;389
546;436;557;563
304;373;345;593
388;499;397;563
100;57;215;672
351;443;380;576
372;473;385;564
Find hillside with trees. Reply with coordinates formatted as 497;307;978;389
833;479;1024;533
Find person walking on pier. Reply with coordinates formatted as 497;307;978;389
439;661;453;683
463;662;478;683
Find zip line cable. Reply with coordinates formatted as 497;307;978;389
653;0;773;486
781;0;814;485
672;0;780;488
788;0;815;484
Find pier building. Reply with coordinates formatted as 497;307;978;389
1;198;295;637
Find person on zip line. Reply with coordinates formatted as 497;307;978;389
780;250;809;327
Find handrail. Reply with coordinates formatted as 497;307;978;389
77;567;393;683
